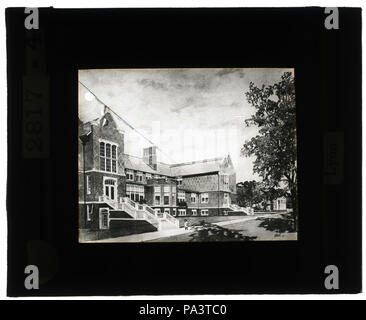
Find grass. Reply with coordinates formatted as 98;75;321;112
223;213;297;241
152;213;297;242
256;213;295;233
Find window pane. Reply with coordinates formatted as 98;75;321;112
100;142;105;156
106;143;111;158
106;158;111;172
112;145;116;159
155;195;160;205
100;157;106;171
112;160;116;173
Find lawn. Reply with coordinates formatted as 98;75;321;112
152;213;297;242
222;215;297;241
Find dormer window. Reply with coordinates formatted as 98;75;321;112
100;140;117;173
126;170;134;181
136;172;143;182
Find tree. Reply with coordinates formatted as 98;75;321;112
242;72;297;229
236;181;262;207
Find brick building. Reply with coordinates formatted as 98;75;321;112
79;112;240;233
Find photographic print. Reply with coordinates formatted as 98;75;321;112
78;68;297;243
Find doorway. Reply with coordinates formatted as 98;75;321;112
103;177;117;201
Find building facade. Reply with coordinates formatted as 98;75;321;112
79;112;238;231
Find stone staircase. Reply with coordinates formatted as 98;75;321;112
98;196;180;231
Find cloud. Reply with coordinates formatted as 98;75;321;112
79;68;290;181
137;78;167;90
216;69;246;79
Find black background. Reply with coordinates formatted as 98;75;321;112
6;7;362;296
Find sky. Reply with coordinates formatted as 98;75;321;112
79;68;293;182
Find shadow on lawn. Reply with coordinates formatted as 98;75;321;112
189;221;257;242
257;213;295;233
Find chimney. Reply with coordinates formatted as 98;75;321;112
143;146;157;170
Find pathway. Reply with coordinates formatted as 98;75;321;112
89;214;271;243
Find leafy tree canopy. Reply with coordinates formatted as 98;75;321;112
242;72;297;228
242;72;296;193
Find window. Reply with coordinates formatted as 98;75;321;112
172;209;177;216
201;193;209;203
100;142;105;171
100;208;109;229
178;191;185;203
177;178;182;185
86;175;91;194
178;209;186;216
190;193;197;203
154;208;161;215
155;195;161;205
146;173;152;180
163;185;170;205
87;204;92;221
201;210;208;216
100;141;117;173
192;209;197;216
154;185;161;205
164;208;170;215
136;172;143;183
126;184;144;202
126;170;134;181
112;145;117;172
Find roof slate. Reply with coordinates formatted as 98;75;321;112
124;154;225;177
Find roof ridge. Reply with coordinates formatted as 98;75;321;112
124;153;171;166
170;156;224;167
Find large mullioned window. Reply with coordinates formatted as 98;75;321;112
100;141;117;173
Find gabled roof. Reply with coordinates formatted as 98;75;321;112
80;111;125;134
124;154;173;176
170;157;225;177
123;154;234;178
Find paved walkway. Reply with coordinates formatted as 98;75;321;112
214;214;269;226
91;214;270;243
92;226;193;243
